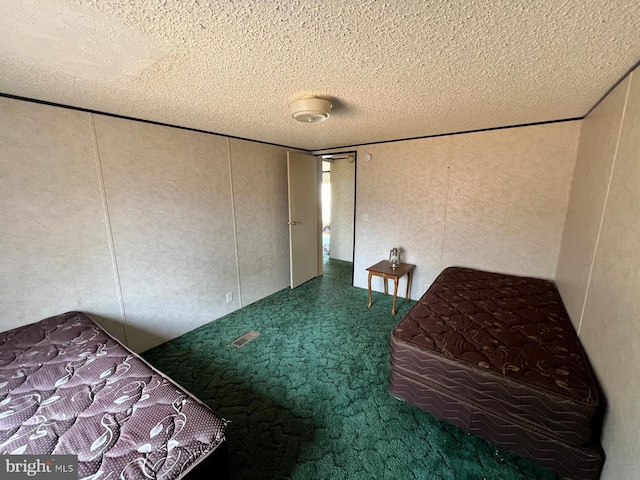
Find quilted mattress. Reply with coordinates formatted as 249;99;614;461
0;312;227;479
390;267;604;479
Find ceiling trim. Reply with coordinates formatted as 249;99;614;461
314;116;584;152
2;91;584;152
0;92;306;152
585;58;640;118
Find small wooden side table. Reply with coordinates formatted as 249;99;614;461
366;260;416;315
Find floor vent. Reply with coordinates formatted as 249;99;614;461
232;330;259;348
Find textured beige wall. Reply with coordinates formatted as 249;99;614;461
94;115;239;352
0;99;124;338
557;67;640;479
444;123;580;278
230;138;291;306
354;137;450;299
329;158;355;262
0;97;290;352
353;122;580;299
555;77;630;329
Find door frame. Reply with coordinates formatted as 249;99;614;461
315;150;358;284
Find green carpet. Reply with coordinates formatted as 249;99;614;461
143;259;560;480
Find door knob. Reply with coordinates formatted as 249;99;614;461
288;221;299;225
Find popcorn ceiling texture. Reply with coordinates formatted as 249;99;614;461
0;0;638;150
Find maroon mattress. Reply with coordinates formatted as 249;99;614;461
0;311;227;479
390;267;603;479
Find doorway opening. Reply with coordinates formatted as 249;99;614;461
322;160;331;258
318;151;357;281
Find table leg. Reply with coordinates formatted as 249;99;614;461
383;276;388;295
405;269;413;302
367;271;373;308
392;277;399;315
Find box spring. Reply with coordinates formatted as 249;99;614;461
389;267;604;479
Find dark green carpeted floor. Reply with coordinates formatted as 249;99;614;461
143;259;560;480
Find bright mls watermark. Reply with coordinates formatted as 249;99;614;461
1;455;77;479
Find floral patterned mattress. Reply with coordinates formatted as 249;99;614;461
0;311;226;479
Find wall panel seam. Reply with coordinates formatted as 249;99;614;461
227;138;243;308
90;114;129;344
578;74;633;334
439;136;453;271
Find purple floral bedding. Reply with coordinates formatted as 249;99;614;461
0;312;226;479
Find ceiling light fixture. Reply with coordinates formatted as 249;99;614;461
290;96;332;123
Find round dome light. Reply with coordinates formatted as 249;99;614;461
289;97;332;123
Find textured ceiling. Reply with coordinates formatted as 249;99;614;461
0;0;639;150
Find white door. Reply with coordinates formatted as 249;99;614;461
287;151;320;288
